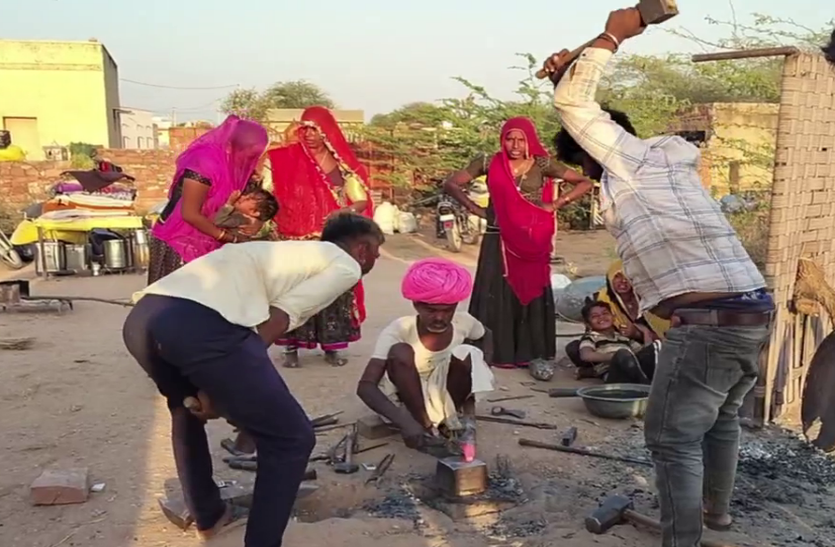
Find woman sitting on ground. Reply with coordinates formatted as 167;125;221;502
595;259;670;340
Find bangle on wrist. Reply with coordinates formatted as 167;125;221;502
216;229;226;242
599;32;620;51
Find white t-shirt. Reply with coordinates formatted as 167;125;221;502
371;312;486;380
133;240;361;331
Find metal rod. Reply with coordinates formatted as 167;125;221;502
691;46;799;63
519;438;652;466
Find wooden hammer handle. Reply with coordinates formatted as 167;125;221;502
624;509;738;547
534;38;597;80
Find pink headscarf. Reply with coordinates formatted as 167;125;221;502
401;258;473;304
152;115;268;262
487;117;555;305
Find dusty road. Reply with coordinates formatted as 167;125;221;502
0;233;831;547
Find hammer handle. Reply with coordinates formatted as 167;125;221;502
624;510;738;547
534;38;597;80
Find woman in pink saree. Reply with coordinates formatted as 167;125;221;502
148;115;268;283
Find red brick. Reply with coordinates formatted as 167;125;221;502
30;468;89;506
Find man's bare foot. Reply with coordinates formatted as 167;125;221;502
196;503;248;540
282;350;300;368
324;350;348;367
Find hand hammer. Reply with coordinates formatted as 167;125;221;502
535;0;679;80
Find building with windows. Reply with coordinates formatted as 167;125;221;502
120;107;157;149
0;39;122;160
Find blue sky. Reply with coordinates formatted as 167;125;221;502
1;0;829;121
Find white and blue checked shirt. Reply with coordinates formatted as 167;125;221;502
553;48;765;313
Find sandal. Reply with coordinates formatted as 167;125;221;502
196;503;248;540
324;350;348;367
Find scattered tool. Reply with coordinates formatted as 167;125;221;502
561;426;578;447
518;438;652;466
311;411;344;428
534;0;680;80
326;434;349;463
487;394;534;403
333;430;359;474
490;406;527;419
476;415;557;430
586;495;736;547
365;453;395;485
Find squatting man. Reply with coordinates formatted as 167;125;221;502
357;257;495;459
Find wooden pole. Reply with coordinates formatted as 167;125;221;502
691;47;799;63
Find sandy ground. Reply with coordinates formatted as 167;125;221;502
0;232;833;547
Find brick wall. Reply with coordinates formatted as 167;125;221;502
0;137;396;220
0;148;177;217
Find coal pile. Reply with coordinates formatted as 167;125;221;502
364;487;423;523
738;433;835;488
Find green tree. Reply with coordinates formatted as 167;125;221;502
220;80;335;122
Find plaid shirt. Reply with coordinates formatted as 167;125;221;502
553;48;765;313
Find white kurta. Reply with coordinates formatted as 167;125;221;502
371;312;495;429
133;240;361;331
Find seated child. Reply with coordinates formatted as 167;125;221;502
214;187;279;240
356;258;495;458
566;301;658;384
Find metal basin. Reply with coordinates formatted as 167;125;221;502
577;384;650;419
550;383;651;419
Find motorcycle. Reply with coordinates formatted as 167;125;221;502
436;193;486;252
0;228;24;270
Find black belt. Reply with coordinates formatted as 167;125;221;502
674;308;773;327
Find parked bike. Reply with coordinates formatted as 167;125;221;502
436;194;483;253
0;229;24;270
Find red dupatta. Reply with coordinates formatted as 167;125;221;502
487;117;555;305
269;106;373;322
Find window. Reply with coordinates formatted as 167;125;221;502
137;137;144;149
123;136;130;148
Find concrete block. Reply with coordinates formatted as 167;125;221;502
356;414;397;440
30;468;89;506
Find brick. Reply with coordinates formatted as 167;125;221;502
30;468;89;505
356;414;397;440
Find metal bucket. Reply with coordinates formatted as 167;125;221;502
36;241;66;274
103;239;128;270
65;244;90;272
132;230;150;270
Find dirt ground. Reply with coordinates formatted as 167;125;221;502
1;232;833;547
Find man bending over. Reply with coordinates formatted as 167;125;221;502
357;258;494;456
123;212;383;547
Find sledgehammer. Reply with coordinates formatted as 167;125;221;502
586;495;738;547
535;0;679;80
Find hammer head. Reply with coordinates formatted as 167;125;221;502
585;495;633;534
637;0;679;26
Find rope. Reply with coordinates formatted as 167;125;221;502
23;296;134;307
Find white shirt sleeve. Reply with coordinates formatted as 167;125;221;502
553;48;653;182
370;320;406;360
458;312;486;340
270;260;361;332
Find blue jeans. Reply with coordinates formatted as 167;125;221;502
123;295;316;547
644;325;769;547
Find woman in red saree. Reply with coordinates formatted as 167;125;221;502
269;106;373;368
444;117;593;380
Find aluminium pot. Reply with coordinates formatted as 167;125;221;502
549;383;651;419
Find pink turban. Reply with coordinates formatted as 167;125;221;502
401;258;473;304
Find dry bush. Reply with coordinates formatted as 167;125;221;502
727;208;769;273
